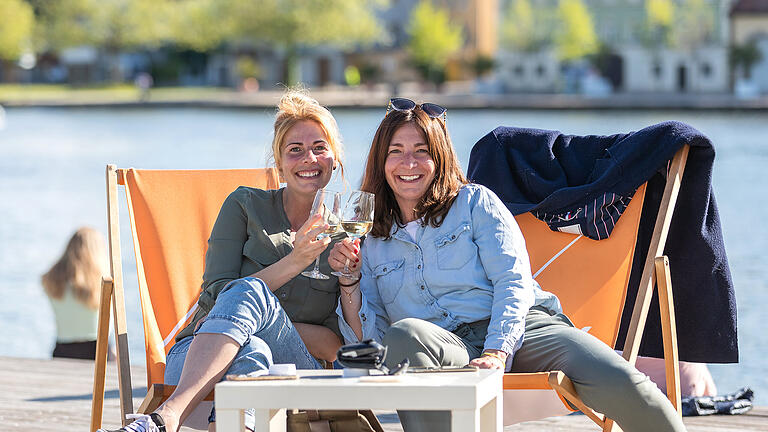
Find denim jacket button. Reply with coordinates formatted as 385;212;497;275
382;267;387;272
442;312;448;317
417;264;421;269
451;235;456;239
420;285;425;290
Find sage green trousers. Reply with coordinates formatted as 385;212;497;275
382;308;686;432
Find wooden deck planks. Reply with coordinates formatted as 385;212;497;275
0;356;763;431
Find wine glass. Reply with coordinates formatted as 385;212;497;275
301;188;342;280
331;191;375;280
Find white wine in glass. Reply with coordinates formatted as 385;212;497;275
332;191;375;280
301;188;341;280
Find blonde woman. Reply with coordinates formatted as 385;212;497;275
43;227;109;360
101;90;349;432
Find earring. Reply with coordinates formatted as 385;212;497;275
333;165;338;171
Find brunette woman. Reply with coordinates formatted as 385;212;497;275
329;99;686;432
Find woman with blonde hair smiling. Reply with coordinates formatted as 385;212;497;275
101;89;349;432
43;227;108;360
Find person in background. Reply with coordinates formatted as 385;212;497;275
42;227;109;360
329;99;687;432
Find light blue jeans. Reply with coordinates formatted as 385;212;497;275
164;277;321;426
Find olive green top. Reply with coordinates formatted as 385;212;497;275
176;186;344;342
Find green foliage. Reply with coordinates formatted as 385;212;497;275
406;0;463;84
236;56;262;80
344;65;361;86
169;0;237;52
502;0;551;52
229;0;385;48
675;0;715;50
555;0;598;62
471;54;495;77
646;0;674;27
33;0;385;55
731;41;763;80
642;0;675;48
0;0;35;61
35;0;174;51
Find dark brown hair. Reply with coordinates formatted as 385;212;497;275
361;108;467;239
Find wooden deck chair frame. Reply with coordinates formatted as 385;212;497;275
501;145;689;431
90;165;279;431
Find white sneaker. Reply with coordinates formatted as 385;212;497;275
97;413;166;432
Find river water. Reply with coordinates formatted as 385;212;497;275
1;106;765;403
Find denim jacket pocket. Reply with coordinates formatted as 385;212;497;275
434;223;476;270
373;258;405;304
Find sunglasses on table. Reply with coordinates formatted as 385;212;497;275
386;98;447;122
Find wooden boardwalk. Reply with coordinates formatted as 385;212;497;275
1;356;763;431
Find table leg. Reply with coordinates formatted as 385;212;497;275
451;409;480;432
479;392;502;432
252;408;287;432
216;408;244;431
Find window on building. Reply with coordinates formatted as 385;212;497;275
536;64;546;77
514;65;524;77
653;62;662;79
701;62;712;77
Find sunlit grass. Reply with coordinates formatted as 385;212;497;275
0;84;239;103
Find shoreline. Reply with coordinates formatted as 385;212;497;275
3;89;768;111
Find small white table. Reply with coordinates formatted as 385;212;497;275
215;368;503;432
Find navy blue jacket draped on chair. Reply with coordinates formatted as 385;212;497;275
467;121;738;363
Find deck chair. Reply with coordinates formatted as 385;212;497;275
90;165;280;431
499;146;689;431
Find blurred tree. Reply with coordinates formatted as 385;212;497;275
470;54;495;78
35;0;172;51
407;0;463;86
642;0;675;48
502;0;550;52
675;0;715;51
731;41;763;81
168;0;236;52
344;65;361;86
228;0;385;85
0;0;35;61
35;0;175;81
554;0;598;62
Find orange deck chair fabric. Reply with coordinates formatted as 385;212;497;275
501;183;647;424
122;168;280;387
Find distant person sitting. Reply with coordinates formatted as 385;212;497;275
134;72;154;102
42;227;110;360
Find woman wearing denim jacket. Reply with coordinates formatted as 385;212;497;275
102;90;347;432
329;100;686;432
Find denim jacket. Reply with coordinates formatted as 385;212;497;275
337;184;562;360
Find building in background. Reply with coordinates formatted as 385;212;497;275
730;0;768;96
497;0;732;94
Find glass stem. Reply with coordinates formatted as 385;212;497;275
312;256;321;274
343;258;351;274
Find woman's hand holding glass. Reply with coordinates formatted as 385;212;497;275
300;189;342;280
329;238;362;280
291;213;332;267
331;191;374;280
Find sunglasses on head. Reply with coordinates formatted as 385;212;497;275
386;98;447;122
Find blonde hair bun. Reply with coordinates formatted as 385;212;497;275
270;88;345;181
